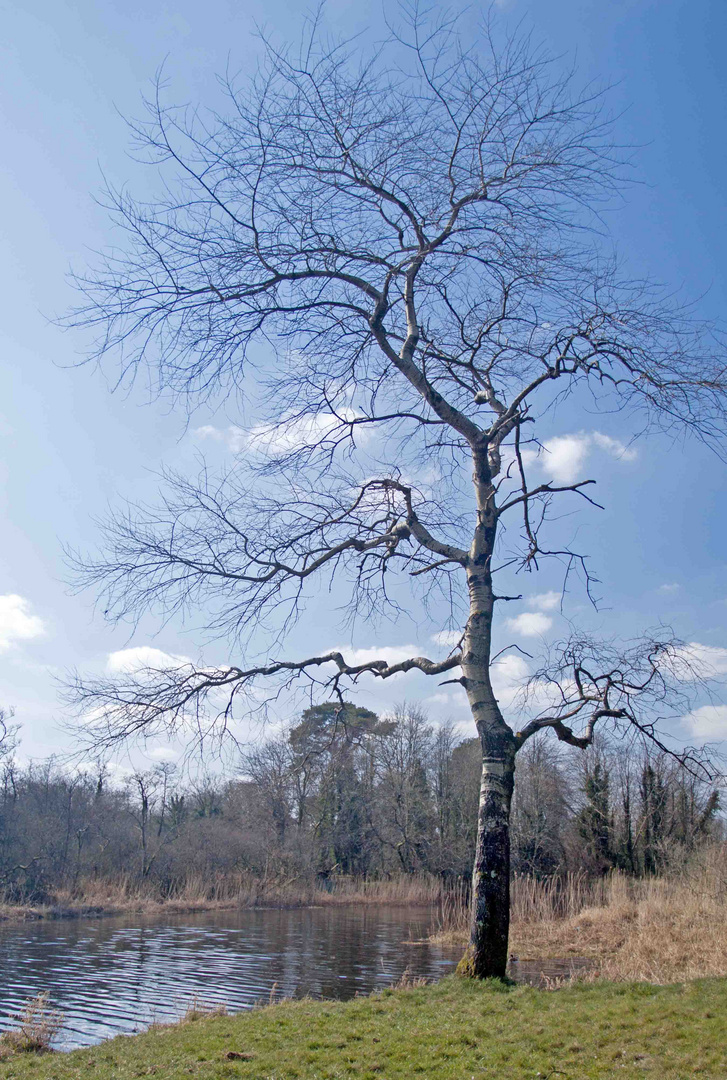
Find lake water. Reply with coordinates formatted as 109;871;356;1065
0;906;455;1049
0;906;588;1050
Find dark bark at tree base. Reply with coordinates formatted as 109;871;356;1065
459;749;515;979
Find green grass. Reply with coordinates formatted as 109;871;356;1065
2;977;726;1080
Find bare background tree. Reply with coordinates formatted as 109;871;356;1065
0;711;18;764
65;8;727;976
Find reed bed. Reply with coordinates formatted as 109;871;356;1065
0;871;445;922
431;844;727;984
430;871;614;945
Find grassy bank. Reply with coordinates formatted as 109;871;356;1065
2;976;727;1078
0;874;444;923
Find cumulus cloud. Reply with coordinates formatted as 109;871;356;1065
332;644;424;670
658;583;680;595
530;591;561;612
0;594;46;652
506;612;553;637
196;411;369;458
540;435;591;485
107;647;192;675
105;761;136;783
431;630;463;648
335;638;537;709
590;432;638;461
683;705;727;739
533;431;637;485
672;642;727;679
490;652;531;708
427;691;453;705
521;675;581;715
193;424;247;452
248;410;368;456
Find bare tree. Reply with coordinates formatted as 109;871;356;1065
125;765;177;879
0;710;18;762
509;732;568;877
65;9;726;976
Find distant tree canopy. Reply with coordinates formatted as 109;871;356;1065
0;707;720;905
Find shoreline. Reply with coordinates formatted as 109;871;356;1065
0;898;246;924
0;884;442;926
6;867;727;985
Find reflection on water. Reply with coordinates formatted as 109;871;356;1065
0;906;454;1049
0;906;592;1051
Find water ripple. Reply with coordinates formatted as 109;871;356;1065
0;906;454;1049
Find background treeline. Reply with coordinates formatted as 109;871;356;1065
0;704;721;905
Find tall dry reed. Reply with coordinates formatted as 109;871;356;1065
431;872;610;943
0;994;63;1057
1;871;448;921
432;843;727;985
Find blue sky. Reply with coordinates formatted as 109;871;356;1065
2;0;727;766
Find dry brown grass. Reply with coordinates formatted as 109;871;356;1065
314;875;443;906
181;997;228;1023
430;870;617;947
432;844;727;984
0;872;444;923
0;994;63;1058
392;968;430;989
144;995;229;1036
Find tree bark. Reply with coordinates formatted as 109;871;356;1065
458;747;515;978
456;443;517;978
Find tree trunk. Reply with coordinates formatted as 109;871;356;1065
458;747;515;979
457;443;517;978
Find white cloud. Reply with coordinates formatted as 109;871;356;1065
530;591;561;612
333;644;424;669
194;412;371;457
193;425;246;452
505;612;553;637
672;642;727;679
146;745;181;762
107;647;192;675
590;432;638;462
492;653;530;683
658;583;680;595
105;761;136;783
431;630;462;647
683;705;727;739
540;435;592;485
515;430;638;486
490;652;531;708
323;642;464;686
203;410;366;458
425;690;462;706
0;594;46;652
251;410;368;456
521;675;581;715
333;641;537;712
